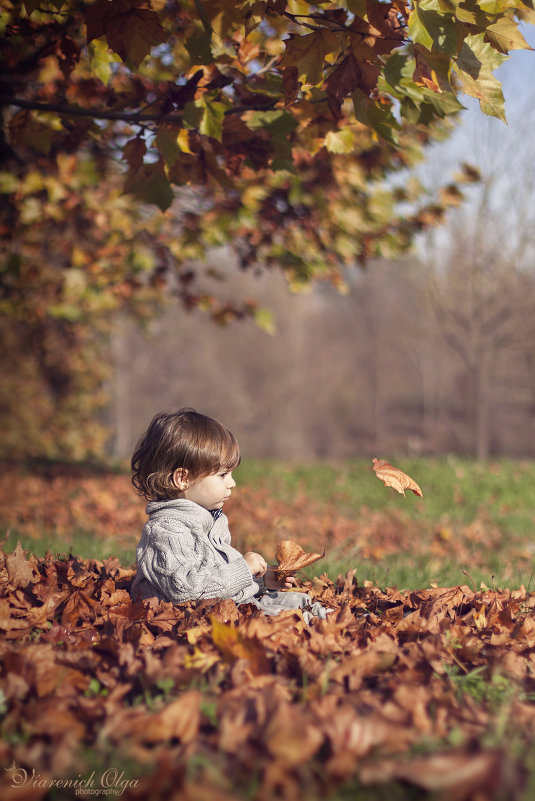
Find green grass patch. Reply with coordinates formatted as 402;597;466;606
236;456;535;529
4;457;535;591
1;528;137;567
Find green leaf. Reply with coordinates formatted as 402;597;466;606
383;52;427;103
253;307;275;335
88;38;120;86
454;34;507;120
421;87;465;115
367;102;400;145
413;46;455;93
484;17;532;53
352;91;400;144
193;0;212;35
408;5;434;50
246;110;298;138
325;128;355;154
123;162;174;212
182;101;204;130
185;28;214;66
155;125;183;167
346;0;368;17
408;0;459;55
199;99;227;141
400;97;424;124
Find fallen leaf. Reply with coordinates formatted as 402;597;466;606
274;540;325;581
372;458;423;497
5;542;36;589
360;749;502;795
211;617;270;675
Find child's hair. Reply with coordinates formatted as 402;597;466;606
131;408;241;501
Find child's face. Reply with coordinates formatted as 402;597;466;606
182;470;236;511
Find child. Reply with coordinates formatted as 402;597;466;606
130;408;328;623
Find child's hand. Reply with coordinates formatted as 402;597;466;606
264;567;297;591
243;551;268;577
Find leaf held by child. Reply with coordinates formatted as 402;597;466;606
372;458;423;497
273;540;325;582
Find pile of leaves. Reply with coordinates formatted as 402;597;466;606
0;466;144;548
1;542;535;801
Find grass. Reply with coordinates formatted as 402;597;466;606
3;456;535;591
234;456;535;591
1;528;138;567
235;455;535;530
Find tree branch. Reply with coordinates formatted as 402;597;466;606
0;94;183;124
0;94;280;125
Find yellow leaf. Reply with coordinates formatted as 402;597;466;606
177;128;194;154
211;618;269;674
184;647;219;672
325;128;355;154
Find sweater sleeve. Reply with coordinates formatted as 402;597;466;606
136;520;258;604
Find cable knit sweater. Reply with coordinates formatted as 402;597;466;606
131;498;261;604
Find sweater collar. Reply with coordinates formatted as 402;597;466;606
146;498;216;528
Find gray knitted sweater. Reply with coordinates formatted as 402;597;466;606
131;498;261;604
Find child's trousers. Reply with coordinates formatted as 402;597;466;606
249;590;329;624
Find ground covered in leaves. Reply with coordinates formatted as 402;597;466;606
1;542;535;801
3;462;535;799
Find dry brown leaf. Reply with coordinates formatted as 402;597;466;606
274;540;325;581
5;542;37;589
360;749;502;795
372;458;423;497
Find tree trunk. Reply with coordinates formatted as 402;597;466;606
474;359;491;460
111;315;131;460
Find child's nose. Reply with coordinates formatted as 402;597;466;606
227;475;236;488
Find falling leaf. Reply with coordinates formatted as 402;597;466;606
274;540;325;581
372;458;423;497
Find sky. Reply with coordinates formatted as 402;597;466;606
428;23;535;171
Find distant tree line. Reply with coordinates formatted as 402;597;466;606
115;246;535;462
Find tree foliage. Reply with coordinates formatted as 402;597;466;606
0;0;533;458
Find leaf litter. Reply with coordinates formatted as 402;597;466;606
2;467;535;798
0;540;535;800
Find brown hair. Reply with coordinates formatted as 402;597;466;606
131;408;241;501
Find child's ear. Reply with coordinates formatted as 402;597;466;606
172;468;189;490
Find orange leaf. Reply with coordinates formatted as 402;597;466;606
274;540;325;580
372;458;423;497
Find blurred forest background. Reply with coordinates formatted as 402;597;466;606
3;5;535;467
112;85;535;464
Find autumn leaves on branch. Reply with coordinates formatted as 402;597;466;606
1;0;533;460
